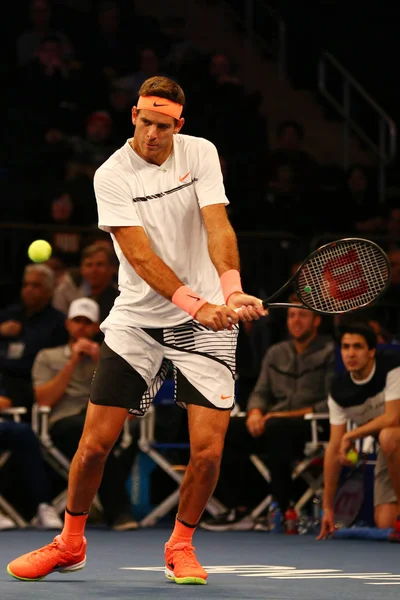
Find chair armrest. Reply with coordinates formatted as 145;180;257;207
0;407;27;423
304;412;330;451
304;413;330;421
120;419;133;450
31;403;51;440
139;405;155;451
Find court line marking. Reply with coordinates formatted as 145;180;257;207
120;564;400;584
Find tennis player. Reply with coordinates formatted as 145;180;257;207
318;322;400;540
7;76;266;584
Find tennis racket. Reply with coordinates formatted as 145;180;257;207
333;452;367;528
258;237;390;315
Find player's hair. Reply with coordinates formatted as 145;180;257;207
338;321;377;349
23;264;55;291
138;76;185;107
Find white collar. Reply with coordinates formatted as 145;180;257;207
350;360;376;385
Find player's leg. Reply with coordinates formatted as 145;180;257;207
64;402;128;515
7;336;153;581
164;323;238;585
6;402;129;582
178;404;231;524
375;428;400;529
164;402;231;585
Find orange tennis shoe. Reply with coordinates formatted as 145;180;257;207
164;541;208;585
7;535;86;581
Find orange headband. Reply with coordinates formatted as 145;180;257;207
136;95;183;120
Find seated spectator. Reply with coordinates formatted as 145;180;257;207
268;120;318;193
376;246;400;338
106;80;136;145
32;298;138;530
0;265;68;413
16;0;73;67
330;165;386;234
52;243;119;323
117;47;167;100
43;192;83;265
0;415;63;530
45;111;118;182
318;322;400;538
83;0;135;82
202;300;335;530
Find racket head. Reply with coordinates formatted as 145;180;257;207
294;238;391;315
334;471;365;528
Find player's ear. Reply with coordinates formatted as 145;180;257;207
174;117;184;134
314;314;321;328
132;107;138;125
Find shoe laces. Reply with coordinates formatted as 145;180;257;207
170;543;201;569
28;538;64;563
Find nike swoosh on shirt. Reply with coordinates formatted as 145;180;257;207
221;395;232;400
179;171;191;182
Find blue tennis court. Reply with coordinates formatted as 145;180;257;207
2;527;400;600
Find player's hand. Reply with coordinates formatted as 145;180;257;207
339;434;354;466
246;409;265;437
195;303;239;331
317;509;335;540
0;320;22;337
227;292;268;322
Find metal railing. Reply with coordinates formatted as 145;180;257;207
223;0;286;79
318;52;397;203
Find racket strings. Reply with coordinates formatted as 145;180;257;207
297;241;389;313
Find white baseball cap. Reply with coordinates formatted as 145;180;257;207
68;298;100;323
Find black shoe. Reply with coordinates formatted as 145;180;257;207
200;509;254;531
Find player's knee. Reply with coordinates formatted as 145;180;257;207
378;427;400;457
78;437;113;465
191;446;221;474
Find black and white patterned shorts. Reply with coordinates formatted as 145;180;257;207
90;320;239;416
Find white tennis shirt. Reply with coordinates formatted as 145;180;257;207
94;134;228;329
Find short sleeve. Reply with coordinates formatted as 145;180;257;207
194;139;229;209
32;350;55;387
328;394;348;425
385;366;400;401
94;167;142;232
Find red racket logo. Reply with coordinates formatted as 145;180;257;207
323;248;369;301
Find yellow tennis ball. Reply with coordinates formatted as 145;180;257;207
346;449;358;465
28;240;52;263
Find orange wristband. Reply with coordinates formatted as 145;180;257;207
220;269;243;303
172;286;208;318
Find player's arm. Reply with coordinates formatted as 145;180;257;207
113;226;184;299
201;204;267;320
317;423;346;540
112;226;238;331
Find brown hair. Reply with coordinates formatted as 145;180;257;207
81;243;114;264
138;76;185;107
